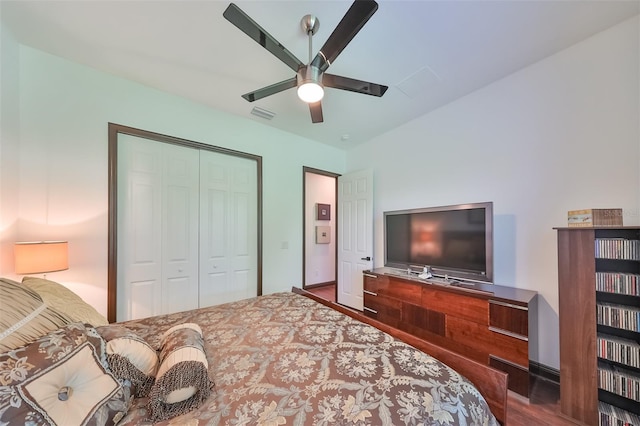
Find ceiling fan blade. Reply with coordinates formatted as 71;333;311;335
223;3;304;73
311;0;378;72
309;102;324;123
242;77;297;102
323;73;388;97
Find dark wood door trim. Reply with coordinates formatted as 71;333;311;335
302;167;339;298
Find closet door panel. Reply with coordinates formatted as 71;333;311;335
204;189;227;258
229;163;257;296
200;186;229;305
117;136;163;321
161;143;199;315
129;280;158;320
199;151;257;307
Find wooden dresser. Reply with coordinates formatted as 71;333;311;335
363;267;537;397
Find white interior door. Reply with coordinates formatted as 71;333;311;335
199;150;258;307
337;169;373;310
117;136;200;321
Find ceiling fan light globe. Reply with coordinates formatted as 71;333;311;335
297;82;324;103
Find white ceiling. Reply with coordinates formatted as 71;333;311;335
2;0;639;149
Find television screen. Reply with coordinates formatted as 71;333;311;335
384;202;493;283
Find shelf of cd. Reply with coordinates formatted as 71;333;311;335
595;231;640;424
597;333;640;370
599;400;640;426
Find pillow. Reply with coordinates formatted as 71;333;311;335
97;324;158;397
0;278;73;352
22;276;108;327
0;322;131;425
147;323;212;422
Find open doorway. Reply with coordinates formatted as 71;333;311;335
303;167;339;300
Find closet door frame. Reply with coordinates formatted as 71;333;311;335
107;123;263;323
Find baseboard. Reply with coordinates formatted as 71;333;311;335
304;281;335;290
530;360;559;385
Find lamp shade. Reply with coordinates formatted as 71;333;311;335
14;241;69;274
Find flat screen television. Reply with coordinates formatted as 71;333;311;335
384;202;493;283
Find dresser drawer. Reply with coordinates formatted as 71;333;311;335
422;287;489;324
489;300;528;337
446;316;528;367
363;293;402;327
363;273;380;293
401;302;445;337
376;276;420;300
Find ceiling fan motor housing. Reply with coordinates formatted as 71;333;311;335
297;65;323;88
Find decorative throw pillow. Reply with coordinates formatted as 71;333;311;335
22;276;109;327
0;322;131;425
147;323;212;422
0;278;73;352
97;324;158;397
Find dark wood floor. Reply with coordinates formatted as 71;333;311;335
305;284;580;426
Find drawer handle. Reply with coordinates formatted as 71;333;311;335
363;290;378;296
489;300;528;311
489;326;528;341
363;306;378;314
363;273;377;278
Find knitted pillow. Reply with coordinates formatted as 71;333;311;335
0;278;73;352
0;322;130;425
97;324;158;397
147;323;212;422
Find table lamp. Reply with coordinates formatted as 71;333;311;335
14;241;69;277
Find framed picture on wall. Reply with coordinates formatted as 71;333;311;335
317;203;331;220
316;226;331;244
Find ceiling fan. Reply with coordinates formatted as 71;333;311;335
223;0;388;123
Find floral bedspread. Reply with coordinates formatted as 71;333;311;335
117;292;498;426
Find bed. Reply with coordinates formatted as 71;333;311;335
0;277;507;425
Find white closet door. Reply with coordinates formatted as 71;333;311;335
117;136;199;321
199;150;257;307
117;135;163;321
161;143;200;315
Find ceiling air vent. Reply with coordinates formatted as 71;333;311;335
250;106;276;120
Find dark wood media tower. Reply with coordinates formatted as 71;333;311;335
555;227;640;425
363;268;537;397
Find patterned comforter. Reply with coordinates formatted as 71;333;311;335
117;292;498;425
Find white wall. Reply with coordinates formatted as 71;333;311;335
5;43;345;316
0;23;20;276
305;172;336;285
3;15;638;371
347;17;640;369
